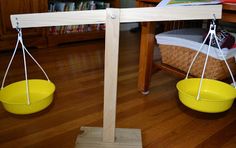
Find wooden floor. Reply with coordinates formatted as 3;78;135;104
0;31;236;148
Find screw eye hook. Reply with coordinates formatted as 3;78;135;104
15;18;22;33
212;14;216;26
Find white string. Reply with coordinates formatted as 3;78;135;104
21;44;50;81
185;27;211;79
19;32;31;105
213;33;236;88
1;26;51;105
185;23;225;101
196;30;214;100
1;37;20;89
186;22;236;101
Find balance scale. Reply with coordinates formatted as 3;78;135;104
10;5;222;148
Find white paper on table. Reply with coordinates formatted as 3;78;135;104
156;0;221;7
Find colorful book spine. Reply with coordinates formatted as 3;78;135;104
48;0;111;34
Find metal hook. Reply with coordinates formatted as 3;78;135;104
212;14;216;26
15;17;23;40
15;17;22;33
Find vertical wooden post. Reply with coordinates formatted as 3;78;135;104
76;9;142;148
103;8;120;143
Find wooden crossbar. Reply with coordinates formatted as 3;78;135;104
11;5;222;28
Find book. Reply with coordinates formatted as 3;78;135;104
222;0;236;3
157;0;221;7
65;2;76;33
49;2;66;34
48;0;111;34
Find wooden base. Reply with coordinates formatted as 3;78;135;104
75;127;142;148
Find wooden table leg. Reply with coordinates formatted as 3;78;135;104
138;21;156;94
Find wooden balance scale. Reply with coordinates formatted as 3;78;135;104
10;5;222;148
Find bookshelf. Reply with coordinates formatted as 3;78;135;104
0;0;119;50
47;0;120;46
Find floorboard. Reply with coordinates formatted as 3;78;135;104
0;31;235;148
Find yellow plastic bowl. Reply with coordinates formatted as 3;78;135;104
176;78;236;113
0;79;55;115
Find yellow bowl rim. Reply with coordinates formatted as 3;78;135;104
0;79;56;105
176;78;236;102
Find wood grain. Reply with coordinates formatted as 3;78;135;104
222;3;236;23
103;8;120;143
10;6;222;28
0;31;236;148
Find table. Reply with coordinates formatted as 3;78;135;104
222;3;236;23
137;1;236;94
